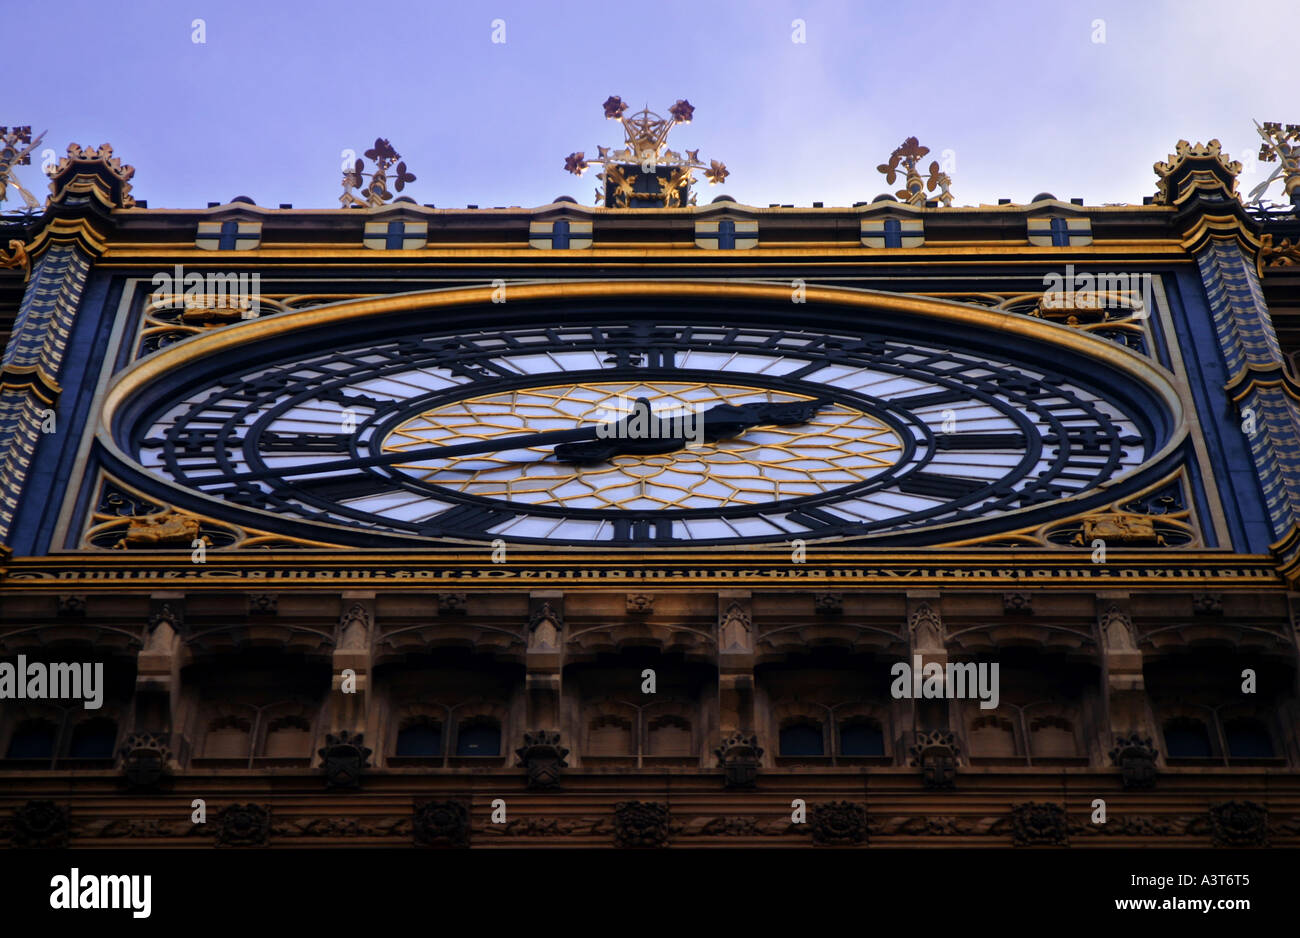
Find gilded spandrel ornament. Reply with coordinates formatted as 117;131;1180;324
341;137;416;208
1247;120;1300;210
564;95;729;207
876;136;953;206
0;126;46;211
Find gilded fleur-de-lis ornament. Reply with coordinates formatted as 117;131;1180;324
564;96;729;208
1247;120;1300;210
341;137;417;208
0;126;47;211
877;136;953;206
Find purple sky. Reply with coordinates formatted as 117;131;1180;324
9;0;1296;211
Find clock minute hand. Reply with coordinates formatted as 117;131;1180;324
194;397;830;485
203;423;608;484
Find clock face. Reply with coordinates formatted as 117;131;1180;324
112;312;1170;547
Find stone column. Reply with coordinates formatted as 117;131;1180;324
1095;593;1149;739
525;591;563;733
906;591;948;734
139;594;185;759
716;590;754;737
330;592;374;738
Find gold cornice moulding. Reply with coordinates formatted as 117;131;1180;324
1269;524;1300;591
0;365;62;406
26;216;111;261
1177;214;1262;260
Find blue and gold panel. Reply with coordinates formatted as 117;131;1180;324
1028;216;1092;247
363;220;428;250
196;220;262;251
528;219;592;250
695;218;758;250
861;217;923;248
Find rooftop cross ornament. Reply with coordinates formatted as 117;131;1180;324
0;126;47;211
1247;120;1300;211
876;137;953;207
341;137;416;208
564;96;729;208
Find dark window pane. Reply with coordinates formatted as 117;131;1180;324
780;722;823;756
840;722;884;756
456;722;500;756
6;720;57;760
1164;719;1212;758
1225;718;1274;758
396;722;442;757
68;720;117;759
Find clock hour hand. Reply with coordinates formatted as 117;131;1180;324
552;397;830;463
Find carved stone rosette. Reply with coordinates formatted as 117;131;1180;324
215;803;270;847
813;591;843;615
1009;802;1069;846
1207;801;1268;847
515;730;570;790
12;800;69;848
810;801;868;846
715;731;763;789
613;801;670;848
413;800;470;848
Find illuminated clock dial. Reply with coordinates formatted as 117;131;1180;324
120;319;1162;546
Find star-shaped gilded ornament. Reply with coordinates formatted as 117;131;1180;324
669;99;695;123
564;152;589;175
704;160;729;184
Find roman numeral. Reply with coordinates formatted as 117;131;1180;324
157;427;233;456
418;503;517;537
898;473;987;500
934;433;1027;451
205;485;273;509
893;388;968;409
612;518;674;543
258;432;353;453
786;506;848;532
291;474;406;502
315;388;393;411
602;348;677;369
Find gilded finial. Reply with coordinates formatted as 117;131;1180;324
341;138;417;208
876;137;953;207
1247;120;1300;210
564;96;729;207
0;127;47;211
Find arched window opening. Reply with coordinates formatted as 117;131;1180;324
780;721;824;756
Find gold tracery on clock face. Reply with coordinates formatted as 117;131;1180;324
383;381;903;511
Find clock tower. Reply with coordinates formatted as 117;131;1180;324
1;114;1299;853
